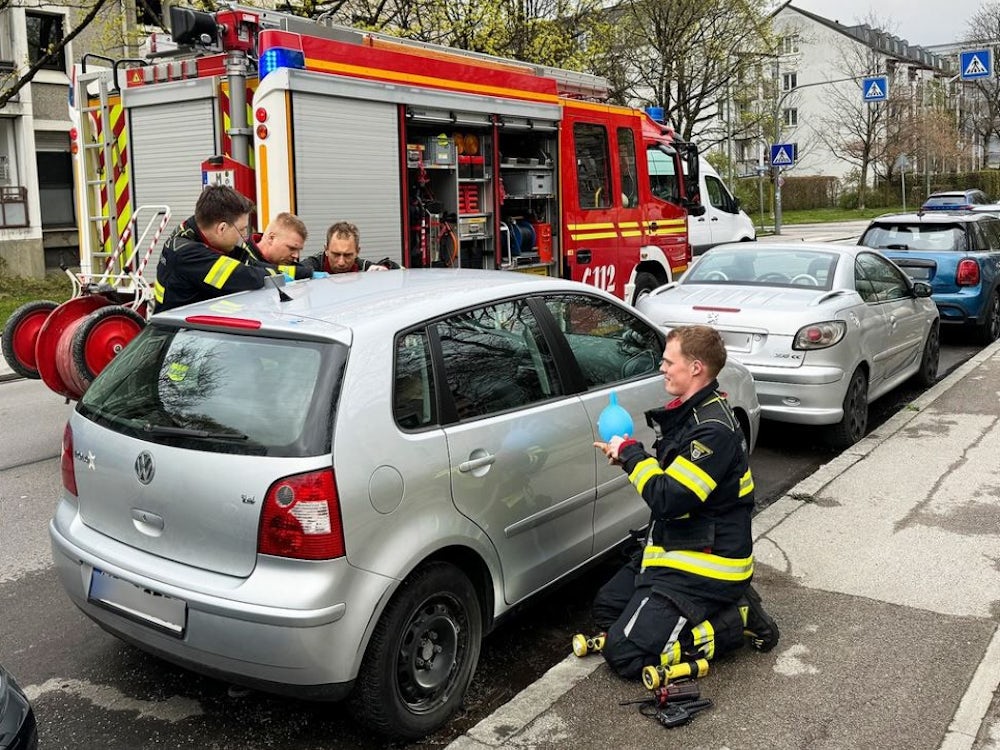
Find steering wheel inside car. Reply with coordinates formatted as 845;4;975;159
790;274;819;286
702;270;729;281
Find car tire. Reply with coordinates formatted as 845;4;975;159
1;300;59;379
352;561;482;740
827;367;868;449
631;272;661;305
913;322;940;388
975;290;1000;345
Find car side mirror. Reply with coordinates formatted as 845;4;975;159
912;281;933;298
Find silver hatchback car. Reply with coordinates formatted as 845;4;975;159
50;270;759;739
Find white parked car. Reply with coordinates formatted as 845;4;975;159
637;243;940;447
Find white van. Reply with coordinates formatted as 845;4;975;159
688;158;756;255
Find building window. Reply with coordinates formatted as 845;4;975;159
783;108;798;127
780;35;799;55
25;12;66;72
782;72;798;91
135;0;163;27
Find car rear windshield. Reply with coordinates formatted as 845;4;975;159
685;248;839;290
77;324;344;457
861;223;966;252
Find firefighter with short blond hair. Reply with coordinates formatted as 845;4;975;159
591;325;779;679
153;186;280;313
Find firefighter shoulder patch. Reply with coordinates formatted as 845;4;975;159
689;440;713;461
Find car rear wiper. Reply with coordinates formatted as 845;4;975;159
142;423;249;441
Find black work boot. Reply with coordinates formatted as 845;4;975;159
739;585;779;652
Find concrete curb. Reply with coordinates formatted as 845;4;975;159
445;338;1000;750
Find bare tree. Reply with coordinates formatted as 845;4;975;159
0;0;113;109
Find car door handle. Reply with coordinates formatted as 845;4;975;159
459;453;497;472
649;222;658;232
711;217;719;222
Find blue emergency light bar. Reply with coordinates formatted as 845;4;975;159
259;48;305;79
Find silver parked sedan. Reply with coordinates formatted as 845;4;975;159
50;270;759;741
637;243;940;447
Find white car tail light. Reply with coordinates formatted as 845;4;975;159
793;321;846;350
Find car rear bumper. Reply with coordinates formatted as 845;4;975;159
50;502;395;697
935;300;982;326
745;363;847;425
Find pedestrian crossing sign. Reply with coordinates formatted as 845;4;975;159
770;143;795;167
862;76;888;103
960;49;992;80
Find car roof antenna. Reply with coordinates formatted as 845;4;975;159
265;274;294;302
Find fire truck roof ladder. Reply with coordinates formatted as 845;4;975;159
228;4;611;100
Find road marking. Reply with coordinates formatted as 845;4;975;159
23;677;203;722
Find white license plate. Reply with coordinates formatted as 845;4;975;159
88;568;187;637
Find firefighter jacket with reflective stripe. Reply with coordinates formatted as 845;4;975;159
617;380;755;620
300;251;376;274
234;239;313;280
153;217;279;313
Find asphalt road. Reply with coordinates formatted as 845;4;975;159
0;323;981;749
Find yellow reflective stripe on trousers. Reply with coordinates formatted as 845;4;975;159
641;546;754;580
629;457;664;495
665;455;717;502
153;281;164;303
739;469;754;497
691;619;715;659
203;256;240;289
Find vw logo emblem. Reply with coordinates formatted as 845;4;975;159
135;451;155;485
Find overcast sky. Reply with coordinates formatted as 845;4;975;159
788;0;984;47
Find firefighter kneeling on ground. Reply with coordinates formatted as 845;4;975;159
153;185;283;313
591;325;779;680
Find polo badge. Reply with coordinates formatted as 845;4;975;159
690;440;713;461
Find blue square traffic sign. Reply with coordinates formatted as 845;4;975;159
770;143;795;167
862;76;888;102
960;49;992;80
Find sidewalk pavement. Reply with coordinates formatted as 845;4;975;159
447;340;1000;750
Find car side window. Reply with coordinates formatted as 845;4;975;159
541;294;662;387
705;175;732;213
982;219;1000;249
434;299;561;421
393;330;437;430
856;253;910;302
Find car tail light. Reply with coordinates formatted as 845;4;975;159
956;259;980;286
258;469;345;560
61;423;78;497
793;320;846;350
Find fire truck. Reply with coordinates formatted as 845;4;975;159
1;4;703;398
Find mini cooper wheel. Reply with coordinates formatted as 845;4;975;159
352;562;482;740
976;290;1000;345
827;367;868;449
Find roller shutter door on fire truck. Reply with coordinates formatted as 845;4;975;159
128;97;217;273
290;94;401;263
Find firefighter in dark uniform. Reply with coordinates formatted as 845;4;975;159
153;185;279;313
300;221;390;274
592;325;779;679
235;211;314;280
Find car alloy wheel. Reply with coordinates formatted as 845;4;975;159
828;368;868;449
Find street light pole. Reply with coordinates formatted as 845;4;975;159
772;73;879;236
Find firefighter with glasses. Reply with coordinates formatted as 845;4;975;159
153;185;281;313
590;325;779;679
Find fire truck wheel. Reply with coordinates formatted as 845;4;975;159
631;272;661;305
351;562;482;740
69;305;146;390
1;300;59;379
